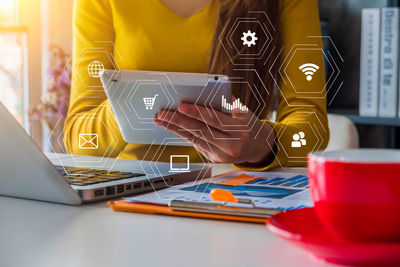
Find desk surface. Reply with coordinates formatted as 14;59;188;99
0;164;338;267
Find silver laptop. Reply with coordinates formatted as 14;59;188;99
0;103;211;205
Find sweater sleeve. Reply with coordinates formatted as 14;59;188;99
236;0;330;171
64;0;126;157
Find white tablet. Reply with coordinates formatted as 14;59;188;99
101;70;231;146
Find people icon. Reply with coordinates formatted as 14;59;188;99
291;131;306;148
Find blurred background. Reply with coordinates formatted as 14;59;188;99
0;0;72;151
0;0;398;152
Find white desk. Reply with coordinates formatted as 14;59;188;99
0;165;338;267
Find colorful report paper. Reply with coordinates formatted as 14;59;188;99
125;171;312;210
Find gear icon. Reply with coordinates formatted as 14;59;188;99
241;30;258;47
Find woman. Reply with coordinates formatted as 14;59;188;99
65;0;329;171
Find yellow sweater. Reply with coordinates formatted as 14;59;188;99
65;0;329;171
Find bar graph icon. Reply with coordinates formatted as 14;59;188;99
221;95;249;113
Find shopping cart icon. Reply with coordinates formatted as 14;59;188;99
143;94;158;110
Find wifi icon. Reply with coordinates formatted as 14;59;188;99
299;63;320;81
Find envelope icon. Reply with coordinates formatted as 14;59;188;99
79;133;98;149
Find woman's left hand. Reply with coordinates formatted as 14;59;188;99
154;103;276;164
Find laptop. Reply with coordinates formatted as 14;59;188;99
0;103;211;205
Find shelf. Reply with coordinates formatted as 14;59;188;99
330;110;400;127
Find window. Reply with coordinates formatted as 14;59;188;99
0;0;17;26
0;0;29;128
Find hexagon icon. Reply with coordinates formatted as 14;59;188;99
67;41;124;98
273;36;343;104
218;11;277;65
109;73;185;144
228;20;269;57
138;137;212;198
125;81;174;122
53;113;120;171
276;122;321;163
265;112;328;167
74;50;115;87
193;76;267;140
281;47;331;97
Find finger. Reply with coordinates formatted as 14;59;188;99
155;118;208;145
177;103;237;131
156;110;236;149
177;103;254;131
156;110;214;133
156;120;235;163
155;116;248;162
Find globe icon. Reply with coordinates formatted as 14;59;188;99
87;61;104;78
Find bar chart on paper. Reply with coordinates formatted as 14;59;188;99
125;171;313;210
221;95;249;113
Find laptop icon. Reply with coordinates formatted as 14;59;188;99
169;155;190;173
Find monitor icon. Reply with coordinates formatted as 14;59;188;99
169;155;190;173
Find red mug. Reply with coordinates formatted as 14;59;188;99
308;149;400;242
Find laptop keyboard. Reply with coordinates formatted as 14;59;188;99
55;166;145;186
